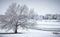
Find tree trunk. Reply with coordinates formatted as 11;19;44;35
14;21;18;33
15;24;17;33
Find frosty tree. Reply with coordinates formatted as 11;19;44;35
0;3;37;33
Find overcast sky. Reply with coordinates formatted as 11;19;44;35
0;0;60;15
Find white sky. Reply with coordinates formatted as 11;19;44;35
0;0;60;15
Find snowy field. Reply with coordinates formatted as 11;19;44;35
0;20;60;37
0;29;60;37
34;20;60;32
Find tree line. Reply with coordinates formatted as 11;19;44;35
39;14;60;20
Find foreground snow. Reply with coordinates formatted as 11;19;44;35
0;29;60;37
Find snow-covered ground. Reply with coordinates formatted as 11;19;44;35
0;20;60;37
33;20;60;32
0;29;60;37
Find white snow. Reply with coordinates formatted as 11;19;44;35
0;29;60;37
0;20;60;37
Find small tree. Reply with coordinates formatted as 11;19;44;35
0;3;37;33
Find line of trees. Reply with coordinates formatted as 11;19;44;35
39;14;60;20
0;3;37;33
